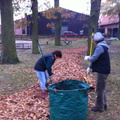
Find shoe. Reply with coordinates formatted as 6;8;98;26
41;89;48;99
91;107;104;112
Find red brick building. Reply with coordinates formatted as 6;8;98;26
99;15;119;37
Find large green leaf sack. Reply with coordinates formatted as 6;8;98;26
48;79;90;120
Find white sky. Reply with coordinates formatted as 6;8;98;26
13;0;106;20
0;0;106;22
39;0;90;14
39;0;106;14
13;0;91;20
38;0;106;16
60;0;90;14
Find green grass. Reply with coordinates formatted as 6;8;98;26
39;39;87;52
0;39;120;120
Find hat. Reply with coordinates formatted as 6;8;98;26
92;32;104;41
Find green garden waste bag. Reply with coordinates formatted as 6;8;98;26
48;79;90;120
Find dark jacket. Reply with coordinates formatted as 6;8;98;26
88;41;111;74
92;45;110;74
34;53;56;76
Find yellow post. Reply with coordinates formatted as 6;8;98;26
90;32;94;56
86;28;94;84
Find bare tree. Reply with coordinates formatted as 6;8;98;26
54;0;62;46
43;0;77;46
87;0;102;55
13;0;39;54
0;0;20;64
31;0;39;54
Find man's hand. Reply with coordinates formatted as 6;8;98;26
84;56;90;61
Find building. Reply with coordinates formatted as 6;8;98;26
99;15;119;37
14;18;28;35
15;7;89;37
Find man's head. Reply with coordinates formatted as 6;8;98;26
53;50;62;59
92;32;104;42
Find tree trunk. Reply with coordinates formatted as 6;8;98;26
54;0;59;6
54;0;61;46
118;13;120;40
31;0;39;54
0;0;20;64
87;0;101;55
55;11;62;46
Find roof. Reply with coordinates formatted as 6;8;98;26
99;15;119;26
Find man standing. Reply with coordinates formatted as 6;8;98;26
84;32;111;112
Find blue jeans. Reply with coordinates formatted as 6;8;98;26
35;70;49;89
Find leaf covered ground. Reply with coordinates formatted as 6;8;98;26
0;39;120;120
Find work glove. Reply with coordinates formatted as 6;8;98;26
86;67;91;74
84;56;90;61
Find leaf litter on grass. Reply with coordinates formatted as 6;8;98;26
0;46;96;120
0;40;120;120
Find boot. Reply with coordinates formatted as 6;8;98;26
41;89;48;99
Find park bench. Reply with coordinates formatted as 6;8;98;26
16;41;32;49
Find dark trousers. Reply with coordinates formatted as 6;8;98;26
95;73;109;111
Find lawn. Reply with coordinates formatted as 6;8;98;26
0;38;87;95
0;38;120;120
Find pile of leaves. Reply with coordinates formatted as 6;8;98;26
0;46;95;120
